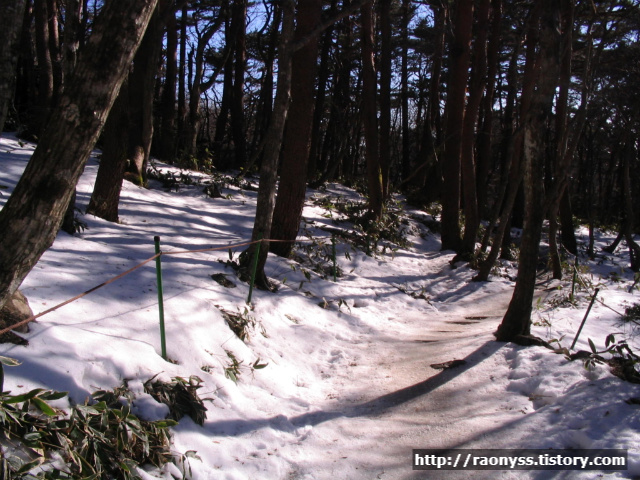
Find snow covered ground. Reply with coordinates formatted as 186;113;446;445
1;133;639;479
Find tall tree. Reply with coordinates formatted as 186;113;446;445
360;0;384;219
400;0;411;182
379;0;392;199
440;0;473;251
158;8;179;161
126;4;166;184
0;0;27;136
86;78;130;222
184;6;226;159
239;0;295;288
0;0;160;311
459;0;490;255
270;0;323;258
496;0;562;341
33;0;55;134
230;0;248;168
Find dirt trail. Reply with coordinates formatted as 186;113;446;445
282;287;519;480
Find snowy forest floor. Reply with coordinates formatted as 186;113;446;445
1;133;640;479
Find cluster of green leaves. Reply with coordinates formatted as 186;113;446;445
0;357;181;480
217;306;257;342
210;171;255;192
292;235;343;282
312;195;410;255
584;335;640;383
545;257;603;308
147;164;201;191
144;375;208;427
622;302;640;326
222;351;267;385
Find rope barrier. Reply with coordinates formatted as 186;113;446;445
0;235;330;337
0;254;161;337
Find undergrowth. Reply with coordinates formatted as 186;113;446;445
311;195;410;255
144;375;208;426
0;356;194;480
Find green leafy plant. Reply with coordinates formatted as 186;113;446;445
223;351;268;385
0;359;185;479
622;302;640;326
217;306;257;342
224;350;242;384
144;375;208;426
583;335;640;383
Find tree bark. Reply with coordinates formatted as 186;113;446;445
270;0;323;258
176;3;188;155
240;0;295;288
379;0;392;199
307;0;335;182
127;5;165;184
62;0;82;79
87;79;130;222
496;0;561;341
400;0;411;183
0;0;159;311
0;0;27;136
475;0;501;223
441;0;473;252
186;10;226;160
230;0;247;169
622;141;640;271
33;0;54;135
158;9;179;161
459;0;490;255
360;0;383;220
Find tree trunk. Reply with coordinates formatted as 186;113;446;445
0;0;159;311
62;0;82;79
213;22;233;168
239;0;295;289
441;0;473;252
476;11;535;277
459;0;490;255
158;9;178;161
307;0;335;182
548;0;575;278
0;0;27;136
560;191;578;254
270;0;323;258
87;79;130;222
176;3;188;155
46;0;62;107
186;10;226;161
246;5;281;174
360;1;383;220
33;0;54;135
379;0;392;199
496;0;561;341
622;141;640;271
475;0;502;222
400;0;411;183
59;0;84;235
230;0;247;169
127;5;164;184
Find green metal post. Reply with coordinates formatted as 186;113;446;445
154;236;167;360
332;236;337;282
247;234;262;304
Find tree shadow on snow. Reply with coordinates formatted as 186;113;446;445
202;340;506;437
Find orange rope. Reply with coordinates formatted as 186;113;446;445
0;236;324;336
0;254;161;337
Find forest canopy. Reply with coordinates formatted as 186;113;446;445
0;0;639;340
